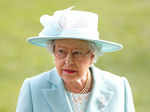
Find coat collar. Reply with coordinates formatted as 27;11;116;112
41;67;74;112
86;66;114;112
41;66;114;112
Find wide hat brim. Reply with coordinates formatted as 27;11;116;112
27;36;123;53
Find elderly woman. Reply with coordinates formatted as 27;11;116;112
16;7;135;112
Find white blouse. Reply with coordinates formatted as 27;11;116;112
67;91;91;112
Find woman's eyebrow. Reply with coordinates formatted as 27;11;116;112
55;45;67;48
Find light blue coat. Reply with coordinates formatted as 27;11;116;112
16;66;135;112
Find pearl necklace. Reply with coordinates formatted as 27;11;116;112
70;70;91;112
78;70;91;94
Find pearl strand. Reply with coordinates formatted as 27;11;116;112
70;70;92;112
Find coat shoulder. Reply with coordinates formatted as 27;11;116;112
93;66;125;88
24;68;57;89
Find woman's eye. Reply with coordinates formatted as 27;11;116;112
56;48;66;55
58;49;65;53
73;51;82;55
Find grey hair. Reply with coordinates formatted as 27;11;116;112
46;40;103;63
46;40;55;55
87;41;104;63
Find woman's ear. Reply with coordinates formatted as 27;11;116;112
90;53;95;65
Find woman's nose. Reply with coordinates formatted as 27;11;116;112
65;53;73;65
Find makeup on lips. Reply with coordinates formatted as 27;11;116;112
63;69;77;74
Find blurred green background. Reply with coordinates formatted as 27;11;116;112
0;0;150;111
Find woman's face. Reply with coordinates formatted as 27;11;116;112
54;39;94;82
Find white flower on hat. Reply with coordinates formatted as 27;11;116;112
39;14;62;36
39;6;75;36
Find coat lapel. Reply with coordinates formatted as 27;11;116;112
41;68;73;112
86;66;114;112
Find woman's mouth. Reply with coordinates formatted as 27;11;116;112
63;69;77;74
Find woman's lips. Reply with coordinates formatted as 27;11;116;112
63;69;77;74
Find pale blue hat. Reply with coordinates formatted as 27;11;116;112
27;7;123;52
